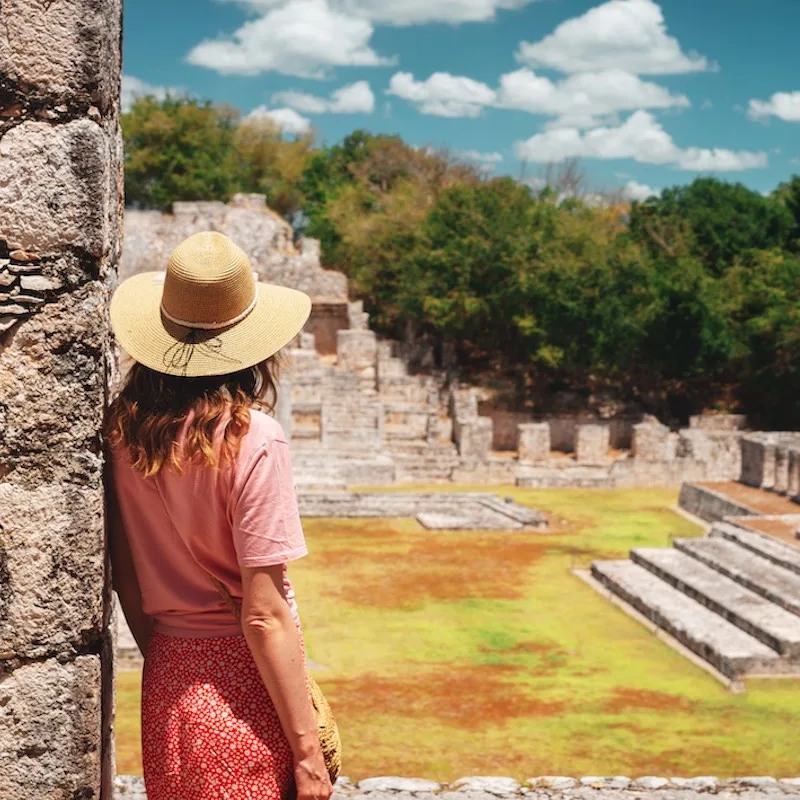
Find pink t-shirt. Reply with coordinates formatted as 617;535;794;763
110;409;308;638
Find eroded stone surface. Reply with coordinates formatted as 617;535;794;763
0;120;113;255
0;656;102;798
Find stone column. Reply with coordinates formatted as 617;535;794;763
0;1;122;797
632;421;671;462
575;424;610;465
518;422;550;463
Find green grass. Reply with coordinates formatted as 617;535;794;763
116;487;800;780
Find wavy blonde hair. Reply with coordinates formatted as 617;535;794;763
104;356;282;477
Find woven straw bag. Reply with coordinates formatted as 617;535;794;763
207;573;342;784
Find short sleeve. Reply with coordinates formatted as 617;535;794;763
230;439;308;568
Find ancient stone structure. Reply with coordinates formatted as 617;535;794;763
115;774;800;799
575;424;611;465
0;1;122;796
588;433;800;689
518;423;550;464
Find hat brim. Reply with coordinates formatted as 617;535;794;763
110;272;312;377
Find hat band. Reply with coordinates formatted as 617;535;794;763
160;289;258;330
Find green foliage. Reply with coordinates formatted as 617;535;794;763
121;99;800;425
629;177;793;275
123;96;241;210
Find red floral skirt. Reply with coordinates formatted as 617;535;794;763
142;623;308;800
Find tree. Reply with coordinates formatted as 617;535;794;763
123;96;240;210
232;117;316;219
629;177;793;275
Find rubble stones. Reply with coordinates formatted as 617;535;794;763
114;775;800;799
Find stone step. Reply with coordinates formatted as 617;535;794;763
711;522;800;576
674;537;800;617
631;547;800;658
591;560;782;678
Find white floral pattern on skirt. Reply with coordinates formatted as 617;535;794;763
142;624;309;800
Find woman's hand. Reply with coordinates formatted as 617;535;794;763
294;749;333;800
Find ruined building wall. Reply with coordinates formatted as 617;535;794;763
0;1;123;797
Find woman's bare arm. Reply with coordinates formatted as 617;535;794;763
240;564;332;800
106;465;154;655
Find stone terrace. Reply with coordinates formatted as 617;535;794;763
586;435;800;689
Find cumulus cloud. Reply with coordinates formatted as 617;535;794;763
245;105;313;135
387;72;496;117
514;111;767;171
219;0;537;26
748;91;800;123
517;0;712;76
121;75;184;112
624;180;659;201
187;0;394;77
497;67;689;122
387;67;689;124
273;81;375;114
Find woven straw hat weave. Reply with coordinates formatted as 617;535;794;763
110;231;312;377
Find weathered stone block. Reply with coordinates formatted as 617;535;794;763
518;422;550;463
632;421;671;462
575;424;609;465
454;417;493;461
0;483;104;660
336;329;377;372
0;120;113;256
0;284;109;484
0;655;102;798
0;0;122;108
689;413;747;431
741;435;775;489
789;449;800;499
677;429;713;462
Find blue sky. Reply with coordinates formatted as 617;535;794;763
123;0;800;199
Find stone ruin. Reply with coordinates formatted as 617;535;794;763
588;432;800;691
0;0;123;796
123;202;751;492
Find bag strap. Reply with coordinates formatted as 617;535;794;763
207;572;242;622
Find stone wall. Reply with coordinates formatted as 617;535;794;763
121;198;348;301
0;0;122;796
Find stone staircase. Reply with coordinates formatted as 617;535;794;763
590;521;800;681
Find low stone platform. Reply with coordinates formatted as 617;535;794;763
588;487;800;684
115;774;800;800
297;492;547;531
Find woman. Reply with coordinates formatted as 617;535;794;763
106;231;333;800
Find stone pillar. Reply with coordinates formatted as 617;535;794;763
518;422;550;464
454;417;493;461
575;424;610;465
336;328;377;390
632;421;671;462
775;445;790;495
0;1;122;797
788;449;800;499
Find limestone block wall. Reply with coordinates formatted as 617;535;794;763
121;197;348;301
0;1;122;796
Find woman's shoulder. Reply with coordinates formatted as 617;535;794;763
246;409;289;447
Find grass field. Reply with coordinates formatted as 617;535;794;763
116;487;800;780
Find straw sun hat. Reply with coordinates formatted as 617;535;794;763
110;231;312;378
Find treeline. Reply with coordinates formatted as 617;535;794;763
123;97;800;427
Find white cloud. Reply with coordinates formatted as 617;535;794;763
273;81;375;114
219;0;536;26
121;75;183;112
497;67;689;123
517;0;711;76
187;0;394;78
388;67;689;123
624;180;659;201
386;71;496;117
245;105;313;135
514;110;767;171
748;91;800;123
455;149;504;165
